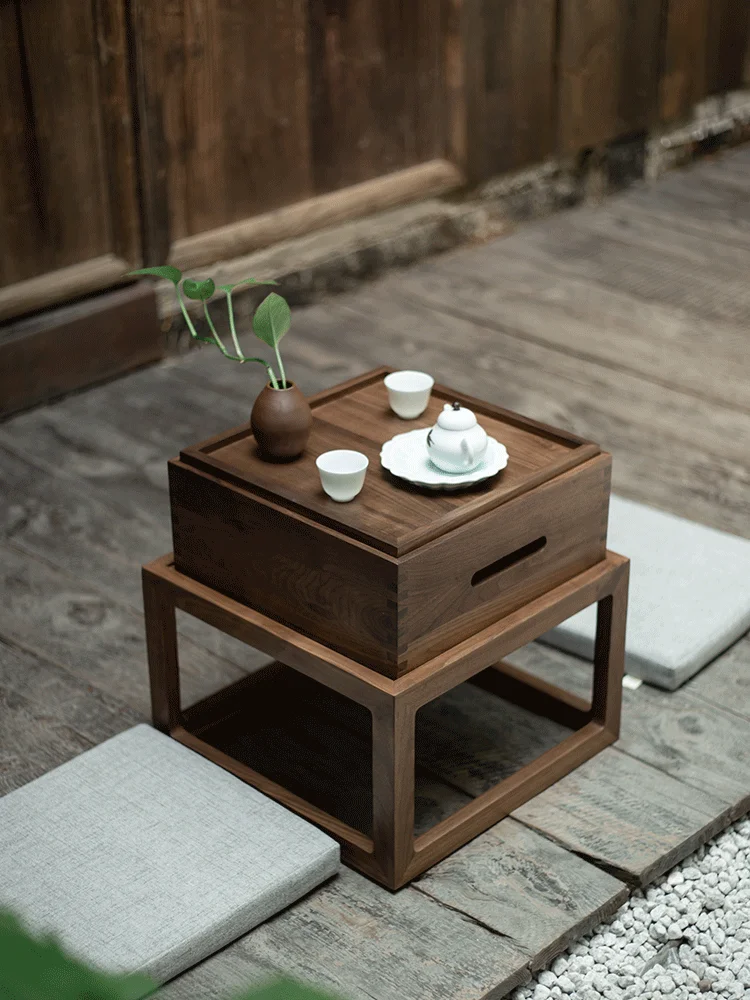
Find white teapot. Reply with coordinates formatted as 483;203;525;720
426;402;489;473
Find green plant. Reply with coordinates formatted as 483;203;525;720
129;266;293;390
0;908;342;1000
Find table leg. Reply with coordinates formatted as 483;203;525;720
591;560;629;737
371;698;416;889
142;568;182;734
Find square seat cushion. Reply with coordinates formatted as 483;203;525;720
0;724;339;985
541;494;750;690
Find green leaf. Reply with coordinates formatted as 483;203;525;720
218;276;279;294
0;909;157;999
253;292;291;349
183;277;216;301
128;265;182;285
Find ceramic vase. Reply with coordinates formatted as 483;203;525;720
250;381;313;460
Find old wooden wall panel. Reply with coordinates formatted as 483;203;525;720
480;0;557;176
306;0;444;193
660;0;750;124
705;0;750;97
659;0;711;124
133;0;314;251
557;0;664;153
0;0;139;290
0;3;38;288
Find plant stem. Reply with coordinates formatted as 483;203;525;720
226;291;243;357
202;302;236;359
274;344;287;389
176;288;214;345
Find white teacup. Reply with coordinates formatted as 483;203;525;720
384;370;434;419
316;450;369;502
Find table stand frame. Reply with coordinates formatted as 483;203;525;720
143;552;629;890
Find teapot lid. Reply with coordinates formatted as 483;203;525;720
437;401;477;432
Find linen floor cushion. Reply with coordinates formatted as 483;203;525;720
0;724;339;986
539;494;750;690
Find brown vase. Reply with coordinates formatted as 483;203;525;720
250;381;313;460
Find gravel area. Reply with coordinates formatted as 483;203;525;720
513;815;750;1000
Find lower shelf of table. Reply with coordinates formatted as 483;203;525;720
172;657;613;887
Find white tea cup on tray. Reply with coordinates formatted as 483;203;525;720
384;370;434;419
316;450;369;502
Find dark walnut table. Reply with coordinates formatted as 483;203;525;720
144;366;629;890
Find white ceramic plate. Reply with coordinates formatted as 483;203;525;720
380;428;508;491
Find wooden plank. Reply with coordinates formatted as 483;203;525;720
492;215;750;330
659;0;712;123
617;682;750;811
685;634;750;721
705;0;750;97
132;0;313;254
0;3;40;287
507;641;750;811
0;441;265;674
0;254;134;324
0;542;246;718
169;160;462;271
0;284;163;418
156;866;531;1000
394;229;750;410
415;681;572;796
557;0;664;152
513;747;735;887
0;641;141;796
307;0;443;194
480;0;556;175
3;0;133;283
414;816;628;972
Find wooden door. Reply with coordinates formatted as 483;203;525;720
0;0;140;321
131;0;454;272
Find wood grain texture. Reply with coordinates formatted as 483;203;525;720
308;0;444;193
481;0;557;173
132;0;312;252
557;0;664;152
0;0;139;294
0;542;244;719
685;635;750;722
414;816;628;971
659;0;712;122
513;748;736;887
0;284;163;418
170;367;604;677
0;641;141;795
156;866;531;1000
507;640;750;813
145;551;626;886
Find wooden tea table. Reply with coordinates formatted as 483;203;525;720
144;367;629;890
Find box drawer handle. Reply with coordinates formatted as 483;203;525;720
471;536;547;587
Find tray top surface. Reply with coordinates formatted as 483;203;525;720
179;367;600;557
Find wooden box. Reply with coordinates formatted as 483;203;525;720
169;367;611;679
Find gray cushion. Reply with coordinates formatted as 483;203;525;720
0;724;339;985
541;494;750;690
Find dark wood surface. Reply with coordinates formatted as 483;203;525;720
557;0;663;153
143;551;627;889
179;368;598;555
171;367;606;677
1;147;750;998
3;0;750;326
0;284;163;418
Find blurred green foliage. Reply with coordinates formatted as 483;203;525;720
0;910;340;1000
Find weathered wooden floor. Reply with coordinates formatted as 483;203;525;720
2;146;750;1000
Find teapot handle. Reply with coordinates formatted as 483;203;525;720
461;438;474;466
